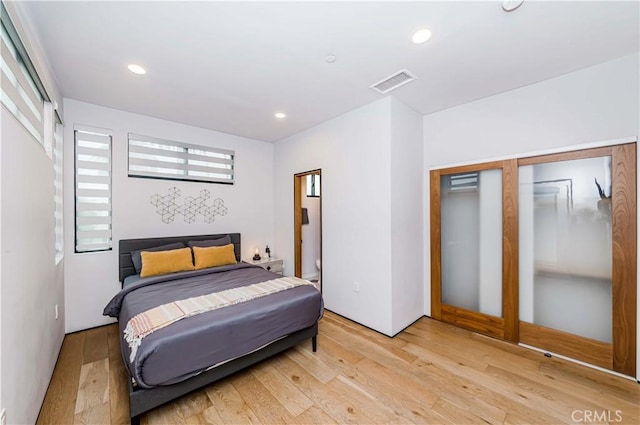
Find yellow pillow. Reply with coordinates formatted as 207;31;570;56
193;244;237;270
140;247;195;278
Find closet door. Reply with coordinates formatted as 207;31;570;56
430;160;519;342
518;144;636;376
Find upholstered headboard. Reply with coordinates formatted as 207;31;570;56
118;233;241;282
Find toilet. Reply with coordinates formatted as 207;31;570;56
315;258;321;271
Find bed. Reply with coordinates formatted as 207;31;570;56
104;233;323;425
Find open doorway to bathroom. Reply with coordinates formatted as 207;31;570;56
294;169;322;291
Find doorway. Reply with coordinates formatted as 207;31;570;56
294;169;322;291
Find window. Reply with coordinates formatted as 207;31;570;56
306;174;320;197
0;18;44;144
75;127;112;253
128;133;234;184
54;123;64;261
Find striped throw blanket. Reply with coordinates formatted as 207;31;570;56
123;276;313;362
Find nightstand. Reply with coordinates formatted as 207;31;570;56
246;257;284;275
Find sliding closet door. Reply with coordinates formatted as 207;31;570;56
518;144;636;376
431;160;518;342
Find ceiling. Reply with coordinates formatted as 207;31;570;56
22;1;639;142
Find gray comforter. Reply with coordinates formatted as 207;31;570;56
104;263;323;388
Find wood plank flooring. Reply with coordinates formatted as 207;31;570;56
37;311;639;424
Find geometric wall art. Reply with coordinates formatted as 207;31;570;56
150;187;228;224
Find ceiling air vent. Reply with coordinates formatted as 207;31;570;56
369;69;417;94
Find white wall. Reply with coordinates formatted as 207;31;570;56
389;97;424;333
1;108;65;425
274;99;394;335
301;179;320;279
423;53;640;377
63;99;275;332
424;54;639;167
274;97;424;336
0;5;65;423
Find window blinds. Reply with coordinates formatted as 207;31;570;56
128;133;234;184
75;128;112;253
54;123;64;261
0;21;43;143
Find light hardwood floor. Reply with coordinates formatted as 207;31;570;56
37;311;639;424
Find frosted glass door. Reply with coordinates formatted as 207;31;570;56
517;143;636;376
431;160;518;342
431;144;635;374
440;169;503;317
519;156;612;343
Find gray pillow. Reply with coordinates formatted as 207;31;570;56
187;235;232;248
131;242;186;274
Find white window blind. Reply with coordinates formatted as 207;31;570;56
0;21;43;143
128;133;234;184
43;101;54;159
75;127;112;253
54;122;64;261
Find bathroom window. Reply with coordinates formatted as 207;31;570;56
306;174;320;197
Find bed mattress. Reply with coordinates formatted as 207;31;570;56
104;263;323;388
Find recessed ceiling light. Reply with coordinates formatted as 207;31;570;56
411;28;432;44
325;55;336;63
502;0;524;12
274;112;286;119
127;64;146;75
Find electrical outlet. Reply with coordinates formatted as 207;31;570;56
55;304;59;320
353;281;360;292
1;407;7;425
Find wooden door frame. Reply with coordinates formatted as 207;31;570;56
294;170;322;283
430;159;519;342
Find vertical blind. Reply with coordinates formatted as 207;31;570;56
128;133;235;184
75;128;112;253
0;21;43;143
